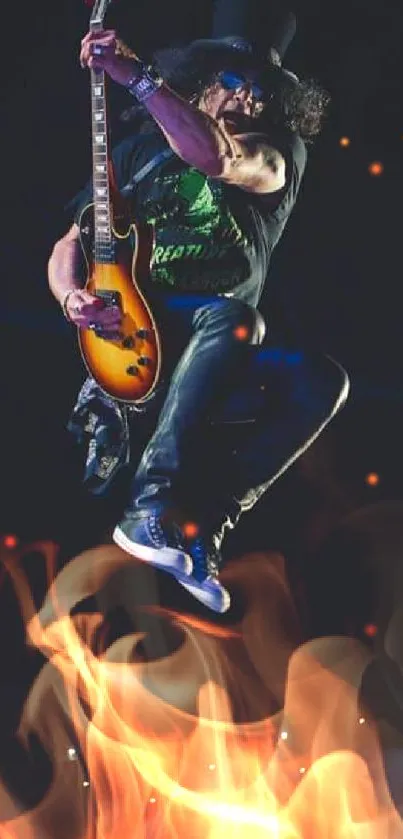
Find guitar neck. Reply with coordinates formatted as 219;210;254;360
91;65;114;261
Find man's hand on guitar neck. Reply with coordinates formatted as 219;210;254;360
64;288;122;339
80;29;141;86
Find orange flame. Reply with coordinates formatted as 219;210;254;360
0;539;402;838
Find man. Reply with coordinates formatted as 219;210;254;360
48;21;349;614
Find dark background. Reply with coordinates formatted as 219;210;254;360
1;0;403;727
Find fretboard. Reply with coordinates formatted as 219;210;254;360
91;67;114;263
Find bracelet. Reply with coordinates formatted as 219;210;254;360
126;64;164;103
61;289;77;322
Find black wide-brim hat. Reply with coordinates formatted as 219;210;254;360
189;9;296;63
182;10;299;91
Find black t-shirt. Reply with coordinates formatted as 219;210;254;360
71;125;306;308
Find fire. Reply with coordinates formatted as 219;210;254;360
0;539;402;837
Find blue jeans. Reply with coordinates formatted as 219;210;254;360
126;292;349;538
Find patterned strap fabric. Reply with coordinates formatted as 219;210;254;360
121;148;174;195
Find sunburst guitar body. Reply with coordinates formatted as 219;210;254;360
78;203;161;404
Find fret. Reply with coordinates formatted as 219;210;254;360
95;241;115;250
94;255;117;265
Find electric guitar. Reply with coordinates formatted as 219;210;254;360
77;0;161;403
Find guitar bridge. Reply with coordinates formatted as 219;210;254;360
95;290;122;308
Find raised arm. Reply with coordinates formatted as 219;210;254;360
79;30;285;194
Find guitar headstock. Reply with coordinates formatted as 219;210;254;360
89;0;112;29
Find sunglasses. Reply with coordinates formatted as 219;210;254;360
217;70;265;101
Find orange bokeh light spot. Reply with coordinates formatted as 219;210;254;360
339;137;351;147
368;161;384;176
366;472;380;487
3;534;18;549
182;521;199;539
233;325;249;341
364;623;378;638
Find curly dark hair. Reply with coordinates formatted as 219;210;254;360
119;40;330;142
254;66;331;141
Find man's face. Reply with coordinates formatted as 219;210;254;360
199;69;265;132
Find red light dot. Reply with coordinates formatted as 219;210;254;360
234;325;249;341
366;472;380;487
182;521;199;539
3;534;18;549
368;162;384;176
339;136;351;147
364;624;378;638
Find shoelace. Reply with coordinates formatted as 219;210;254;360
190;538;220;581
149;514;184;551
148;514;169;548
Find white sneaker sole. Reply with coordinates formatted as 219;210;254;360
178;578;231;613
113;526;193;577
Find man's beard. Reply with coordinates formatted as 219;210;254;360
221;111;257;133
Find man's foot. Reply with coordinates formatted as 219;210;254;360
113;513;193;578
177;535;231;614
113;514;230;614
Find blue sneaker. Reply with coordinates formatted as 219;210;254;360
177;536;231;614
113;513;193;578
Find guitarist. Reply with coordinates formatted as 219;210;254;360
48;17;349;614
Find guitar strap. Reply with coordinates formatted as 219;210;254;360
121;147;174;195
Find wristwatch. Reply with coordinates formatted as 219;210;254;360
126;63;164;103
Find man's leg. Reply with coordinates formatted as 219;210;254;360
113;296;264;613
125;297;264;517
204;347;350;545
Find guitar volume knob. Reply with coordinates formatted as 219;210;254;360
136;328;151;340
138;356;152;367
122;336;135;349
126;365;139;376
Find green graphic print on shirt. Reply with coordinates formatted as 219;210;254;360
143;167;252;293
